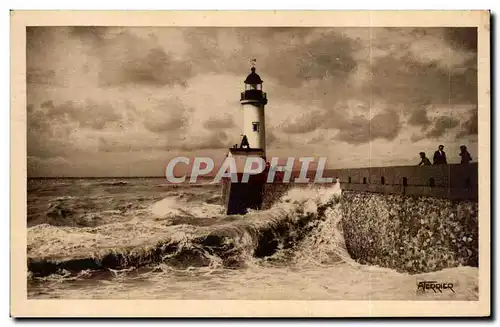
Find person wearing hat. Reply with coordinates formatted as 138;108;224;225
433;144;447;165
459;145;473;164
418;152;432;166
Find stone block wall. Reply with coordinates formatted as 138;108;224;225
341;191;478;274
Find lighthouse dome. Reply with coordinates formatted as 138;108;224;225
244;67;263;84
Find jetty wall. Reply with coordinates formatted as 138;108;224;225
327;162;478;200
335;163;478;273
260;163;479;273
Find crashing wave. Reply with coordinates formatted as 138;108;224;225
27;184;343;278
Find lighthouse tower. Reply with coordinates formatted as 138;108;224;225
221;65;269;215
240;66;268;155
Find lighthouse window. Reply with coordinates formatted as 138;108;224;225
245;84;262;91
252;122;260;132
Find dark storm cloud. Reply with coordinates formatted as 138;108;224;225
144;113;188;133
282;110;325;134
26;27;62;86
334;110;402;145
26;27;56;52
40;100;54;109
27;108;52;133
97;32;193;87
28;27;194;88
181;28;224;73
426;116;460;139
26;26;480;176
45;100;122;130
369;56;476;107
68;26;107;43
262;32;357;88
283;107;402;145
449;66;478;104
406;27;476;51
142;99;190;133
203;115;235;129
408;108;431;128
264;128;290;149
27;104;75;159
444;27;477;51
364;27;477;109
183;27;357;89
181;27;319;75
27;131;74;159
456;109;478;139
27;68;57;85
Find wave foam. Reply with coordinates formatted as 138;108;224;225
28;184;344;277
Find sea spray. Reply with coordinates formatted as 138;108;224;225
28;184;343;277
27;178;480;300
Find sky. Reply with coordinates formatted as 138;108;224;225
26;27;478;177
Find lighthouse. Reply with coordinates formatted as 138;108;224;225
240;66;268;155
221;65;269;215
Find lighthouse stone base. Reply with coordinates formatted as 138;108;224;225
221;148;267;215
222;179;265;215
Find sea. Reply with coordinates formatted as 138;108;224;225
27;177;478;300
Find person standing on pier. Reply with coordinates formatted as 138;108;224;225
418;152;432;166
433;145;447;165
459;145;473;164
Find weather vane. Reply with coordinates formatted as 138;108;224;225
251;58;257;68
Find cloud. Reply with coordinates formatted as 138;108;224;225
27;27;193;89
408;107;431;128
281;102;402;145
27;155;72;177
28;98;125;160
456;109;478;139
334;110;402;144
203;115;235;129
27;68;57;85
426;116;460;139
266;129;277;146
359;28;477;109
27;108;76;159
282;110;325;134
68;26;108;42
142;100;189;133
368;56;476;108
444;27;477;51
306;134;325;145
45;99;122;130
176;131;229;151
96;32;193;87
261;31;358;88
26;26;478;176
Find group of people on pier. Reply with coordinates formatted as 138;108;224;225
418;144;473;166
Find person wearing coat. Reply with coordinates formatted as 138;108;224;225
459;145;473;164
418;152;432;166
433;145;447;165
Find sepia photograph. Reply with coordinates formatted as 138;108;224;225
10;10;490;317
